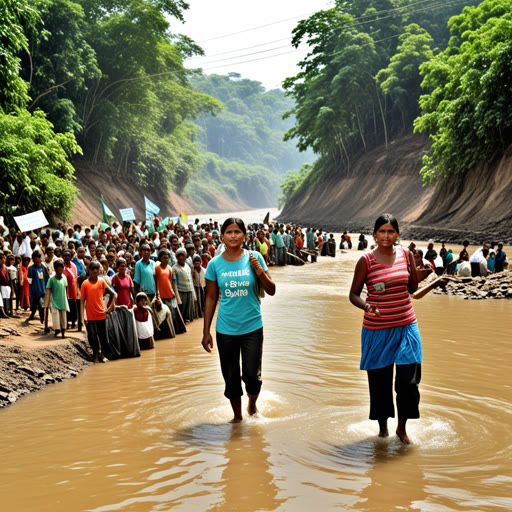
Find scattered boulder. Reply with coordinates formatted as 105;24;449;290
434;270;512;300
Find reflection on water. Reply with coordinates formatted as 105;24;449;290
0;246;511;512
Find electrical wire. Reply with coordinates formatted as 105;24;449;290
190;0;470;71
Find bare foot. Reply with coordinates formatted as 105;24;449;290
396;429;411;444
396;418;411;444
378;418;389;437
229;416;243;424
247;393;259;416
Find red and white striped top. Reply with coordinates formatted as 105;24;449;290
363;247;417;330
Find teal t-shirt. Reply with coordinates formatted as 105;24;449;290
205;250;267;335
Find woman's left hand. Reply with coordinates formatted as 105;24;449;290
249;251;263;276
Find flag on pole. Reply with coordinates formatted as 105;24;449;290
100;195;117;225
180;211;188;225
144;196;160;216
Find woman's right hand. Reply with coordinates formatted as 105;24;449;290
201;333;213;353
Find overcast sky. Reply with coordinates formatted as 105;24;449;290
175;0;333;90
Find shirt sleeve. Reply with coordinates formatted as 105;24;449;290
255;251;268;272
133;261;141;284
204;258;217;282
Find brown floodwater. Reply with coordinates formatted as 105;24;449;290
1;245;511;512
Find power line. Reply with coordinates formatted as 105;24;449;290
194;0;454;46
197;9;319;43
190;0;469;71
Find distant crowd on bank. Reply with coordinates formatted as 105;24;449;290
0;217;336;362
407;240;508;279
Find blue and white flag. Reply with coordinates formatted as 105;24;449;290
144;196;160;216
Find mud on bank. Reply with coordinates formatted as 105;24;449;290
0;314;92;409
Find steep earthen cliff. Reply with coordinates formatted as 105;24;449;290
279;134;512;243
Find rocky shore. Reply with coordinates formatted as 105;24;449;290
433;270;512;299
0;316;92;409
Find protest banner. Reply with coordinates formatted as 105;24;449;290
119;208;136;222
14;210;49;232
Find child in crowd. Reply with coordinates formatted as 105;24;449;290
80;260;117;363
0;251;10;318
6;255;17;316
112;258;134;307
192;255;206;318
134;292;154;350
20;256;30;310
44;259;69;337
27;250;48;323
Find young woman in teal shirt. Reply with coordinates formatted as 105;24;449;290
202;218;276;423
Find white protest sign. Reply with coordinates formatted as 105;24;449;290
14;210;49;232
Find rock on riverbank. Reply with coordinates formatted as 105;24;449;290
0;318;92;408
433;270;512;299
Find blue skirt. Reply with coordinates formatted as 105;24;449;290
360;322;422;370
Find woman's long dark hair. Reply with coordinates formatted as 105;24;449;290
221;218;246;235
373;214;399;234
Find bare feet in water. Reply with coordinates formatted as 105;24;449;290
247;393;259;416
378;418;389;437
396;418;411;444
229;416;243;424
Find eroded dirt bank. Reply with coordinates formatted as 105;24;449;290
69;161;244;225
0;312;91;408
279;134;512;244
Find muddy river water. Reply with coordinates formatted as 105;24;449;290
1;241;511;511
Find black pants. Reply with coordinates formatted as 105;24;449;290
86;319;109;358
67;298;80;327
216;327;263;399
367;363;421;420
29;295;45;321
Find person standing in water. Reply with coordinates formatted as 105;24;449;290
201;218;276;423
349;214;421;444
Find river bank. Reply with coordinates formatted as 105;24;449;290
0;311;91;408
433;269;512;299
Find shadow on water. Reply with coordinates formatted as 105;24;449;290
323;436;426;511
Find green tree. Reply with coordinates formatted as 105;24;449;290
21;0;100;134
377;24;434;130
0;110;81;223
414;0;512;182
0;0;37;111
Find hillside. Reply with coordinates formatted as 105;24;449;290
69;161;245;225
278;134;512;244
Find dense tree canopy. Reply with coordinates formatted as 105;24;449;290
414;0;512;182
282;0;482;205
0;0;82;224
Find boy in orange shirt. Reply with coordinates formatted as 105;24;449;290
80;261;117;363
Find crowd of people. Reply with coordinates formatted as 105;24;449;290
407;240;508;279
0;216;337;361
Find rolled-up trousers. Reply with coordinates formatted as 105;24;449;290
367;363;421;420
216;327;263;399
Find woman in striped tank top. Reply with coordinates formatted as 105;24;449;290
349;214;422;444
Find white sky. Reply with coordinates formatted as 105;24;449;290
174;0;333;90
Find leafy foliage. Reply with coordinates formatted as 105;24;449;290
283;0;481;189
277;163;313;209
0;109;81;223
0;0;37;111
414;0;512;182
